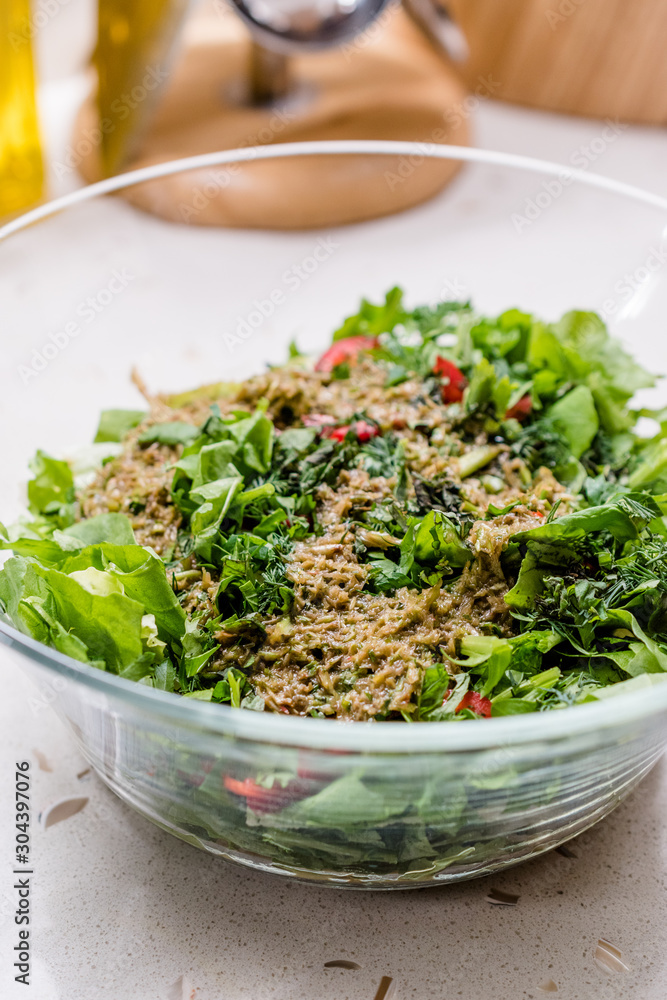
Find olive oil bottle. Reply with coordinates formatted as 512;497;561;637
95;0;188;175
0;1;44;217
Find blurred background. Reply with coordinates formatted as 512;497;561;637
3;0;666;226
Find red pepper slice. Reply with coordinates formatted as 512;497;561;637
325;425;351;442
315;335;378;373
223;775;306;814
433;356;468;403
505;394;532;421
324;420;379;444
455;691;493;718
353;420;379;443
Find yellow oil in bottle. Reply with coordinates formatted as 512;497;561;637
95;0;187;176
0;1;44;217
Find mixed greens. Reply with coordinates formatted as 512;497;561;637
3;289;667;722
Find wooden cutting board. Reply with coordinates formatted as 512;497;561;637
73;2;470;229
446;0;667;124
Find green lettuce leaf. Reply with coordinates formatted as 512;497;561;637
465;358;513;419
189;476;244;561
333;286;405;341
281;773;403;826
510;496;656;548
0;514;136;567
12;558;144;670
504;497;661;610
413;510;471;569
26;451;75;527
62;513;136;547
138;421;199;447
628;438;667;491
546;385;599;459
94;409;146;443
60;543;185;640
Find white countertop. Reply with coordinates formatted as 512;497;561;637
1;60;667;1000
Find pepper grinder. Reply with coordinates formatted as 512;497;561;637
73;0;471;228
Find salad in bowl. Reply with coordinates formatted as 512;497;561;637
3;290;667;724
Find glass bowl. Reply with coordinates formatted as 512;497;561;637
2;142;667;888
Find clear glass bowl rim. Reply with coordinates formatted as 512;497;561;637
2;139;667;753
